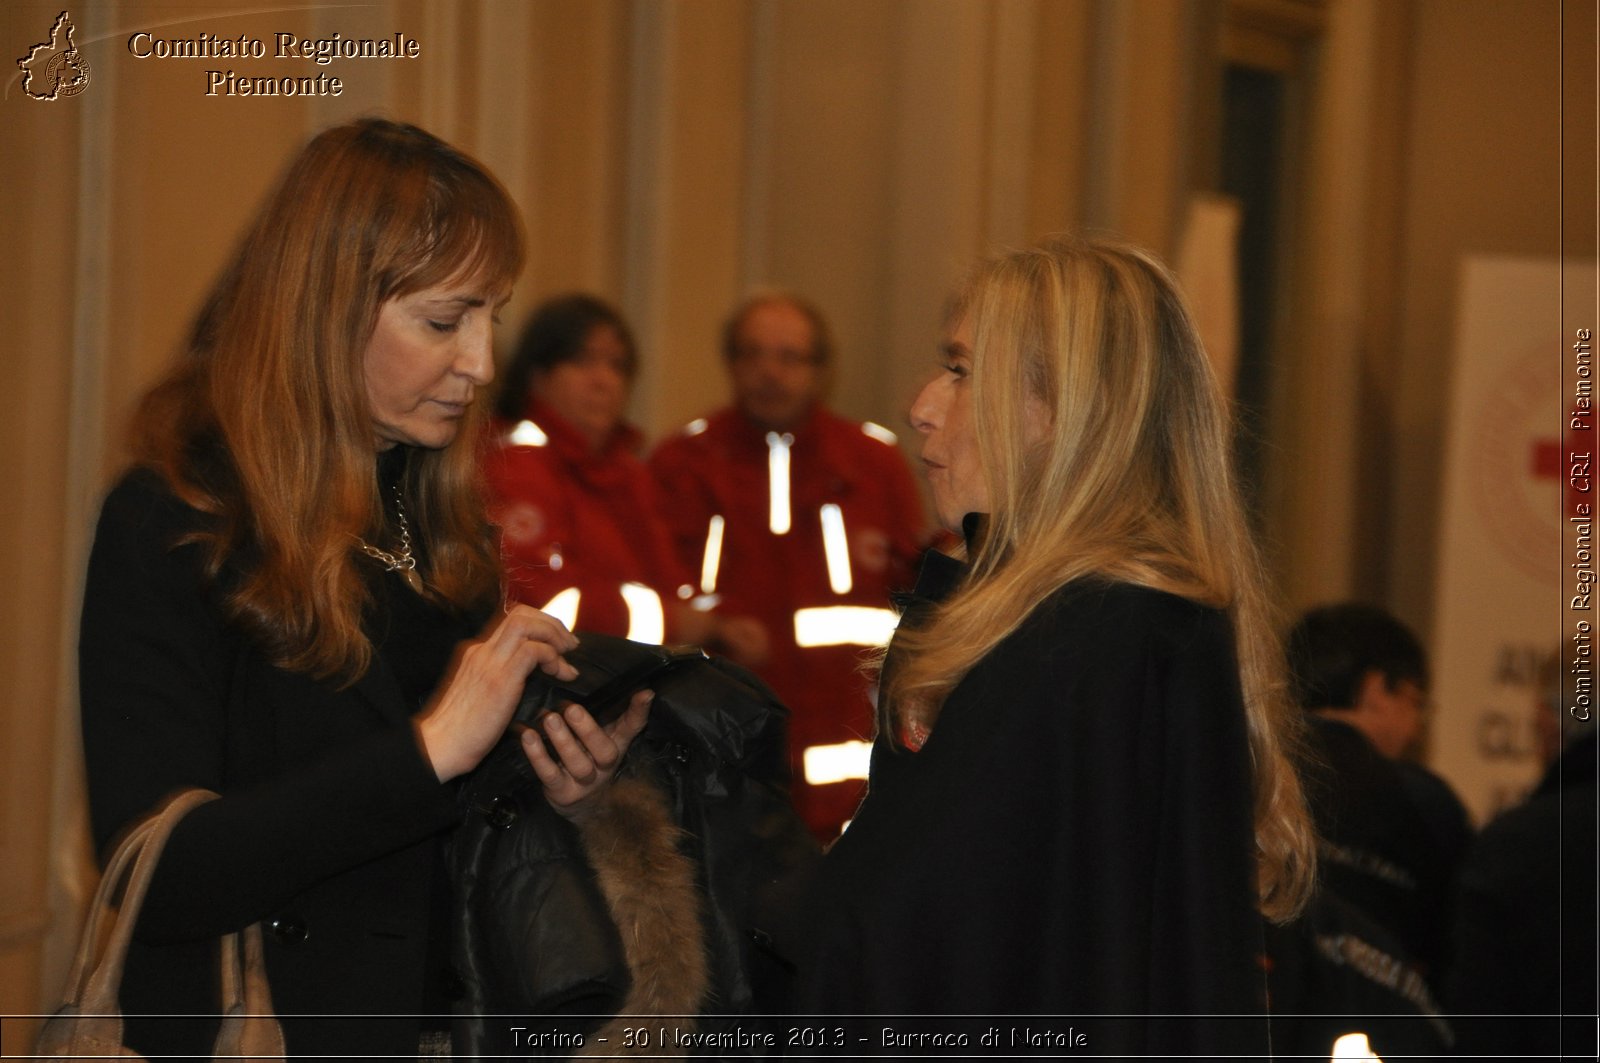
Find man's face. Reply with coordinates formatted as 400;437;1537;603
727;300;826;432
1361;672;1429;759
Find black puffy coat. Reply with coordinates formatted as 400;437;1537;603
449;634;820;1057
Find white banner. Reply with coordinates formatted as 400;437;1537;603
1430;256;1589;824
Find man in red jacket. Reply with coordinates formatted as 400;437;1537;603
649;292;927;840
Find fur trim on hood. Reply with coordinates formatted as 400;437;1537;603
574;776;709;1057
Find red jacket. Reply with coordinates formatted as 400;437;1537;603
482;400;692;641
649;405;927;837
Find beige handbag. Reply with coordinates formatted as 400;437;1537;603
34;789;286;1061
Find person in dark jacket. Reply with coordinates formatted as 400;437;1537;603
76;119;649;1060
1446;651;1598;1057
791;235;1318;1055
1285;603;1472;984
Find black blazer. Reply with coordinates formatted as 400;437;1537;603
793;562;1268;1055
78;469;473;1058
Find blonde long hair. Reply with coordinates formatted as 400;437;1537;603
133;118;524;682
882;235;1315;921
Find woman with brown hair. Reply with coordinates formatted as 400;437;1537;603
793;235;1316;1053
77;118;647;1058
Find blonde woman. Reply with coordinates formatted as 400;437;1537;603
794;236;1315;1053
78;119;647;1058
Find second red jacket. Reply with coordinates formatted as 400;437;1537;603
649;405;927;838
482;400;692;641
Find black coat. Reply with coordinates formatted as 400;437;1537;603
78;468;476;1059
792;552;1269;1055
1299;715;1470;982
1446;731;1598;1056
448;636;820;1057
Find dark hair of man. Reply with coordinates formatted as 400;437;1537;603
493;293;637;421
1286;603;1429;710
719;291;835;365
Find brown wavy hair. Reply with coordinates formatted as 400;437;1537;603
132;118;524;682
880;235;1316;922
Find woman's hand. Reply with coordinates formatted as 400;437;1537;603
521;690;652;818
416;605;580;782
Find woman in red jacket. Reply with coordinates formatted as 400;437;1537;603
483;294;765;662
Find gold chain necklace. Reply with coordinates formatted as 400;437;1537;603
358;485;424;594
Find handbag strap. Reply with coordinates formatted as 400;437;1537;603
76;789;220;1014
219;920;279;1015
215;922;286;1060
55;814;156;1009
41;788;286;1061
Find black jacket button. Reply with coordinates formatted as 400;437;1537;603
270;916;309;944
485;796;518;830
